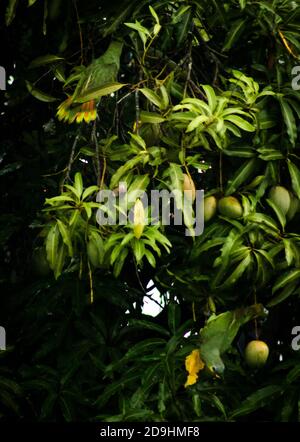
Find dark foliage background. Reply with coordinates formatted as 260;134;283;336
1;0;300;422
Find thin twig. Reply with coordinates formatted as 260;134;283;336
73;0;84;65
134;88;141;135
61;134;80;192
92;121;101;186
88;261;94;304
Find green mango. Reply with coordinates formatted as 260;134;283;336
218;196;243;219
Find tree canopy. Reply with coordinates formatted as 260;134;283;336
1;0;300;422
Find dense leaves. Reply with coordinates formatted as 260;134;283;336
1;0;300;422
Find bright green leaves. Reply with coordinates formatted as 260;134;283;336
43;173;101;278
125;21;151;46
45;223;67;279
170;73;256;149
140;88;165;109
125;5;161;49
105;227;171;277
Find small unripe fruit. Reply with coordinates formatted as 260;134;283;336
269;186;291;215
133;199;145;239
183;174;196;202
245;340;269;368
204;196;217;222
218;196;243;219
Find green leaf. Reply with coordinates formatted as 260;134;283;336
132;238;145;263
202;85;217;112
57;219;73;256
247;213;280;232
110;156;143;189
267;282;298;307
223;146;255;158
45;195;75;205
224;115;255;132
45;224;59;270
113;247;129;277
149;5;159;24
168;302;181;335
288;160;300;200
287;365;300;384
283;238;294;266
140;111;165;124
53;244;66;279
5;0;18;25
186;115;209;132
144;248;156;267
75;82;126;103
82;185;99;201
175;8;192;47
95;374;141;408
230;386;282;418
74;172;83;198
272;269;300;294
223;18;247;51
279;98;297;147
257;147;284;161
25;81;58;102
140;88;163;109
125;21;151;38
125;338;166;360
128;320;169;337
266;198;286;230
220;252;251;288
225;158;258;195
29;54;64;69
60;397;73;422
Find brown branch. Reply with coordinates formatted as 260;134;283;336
73;0;84;65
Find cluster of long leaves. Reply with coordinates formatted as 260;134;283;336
2;0;300;422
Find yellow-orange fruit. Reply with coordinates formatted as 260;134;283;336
218;196;243;219
204;196;217;222
183;174;196;202
245;340;269;368
269;186;291;215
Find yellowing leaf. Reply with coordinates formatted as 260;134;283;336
133;199;146;239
